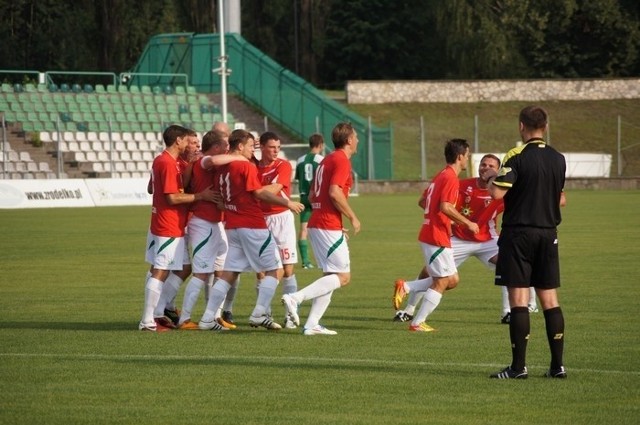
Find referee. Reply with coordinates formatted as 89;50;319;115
486;105;568;379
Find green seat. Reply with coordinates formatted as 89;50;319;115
93;111;106;122
45;102;58;113
137;112;149;123
141;85;152;94
175;86;186;95
25;83;37;93
37;84;48;93
3;110;16;121
38;112;49;122
82;112;94;122
129;85;140;94
126;112;137;122
95;84;106;93
101;103;114;113
90;103;102;113
134;104;146;113
118;85;129;94
106;85;118;93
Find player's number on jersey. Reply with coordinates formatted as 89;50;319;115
220;172;232;202
304;163;314;182
423;183;435;213
312;164;324;198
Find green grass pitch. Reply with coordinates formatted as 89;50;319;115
0;190;639;424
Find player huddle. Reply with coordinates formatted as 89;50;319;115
140;121;359;336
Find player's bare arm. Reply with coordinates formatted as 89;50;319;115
440;201;479;234
201;153;249;169
329;184;361;235
165;186;217;205
254;188;304;214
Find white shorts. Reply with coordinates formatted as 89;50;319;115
222;228;282;273
181;225;190;265
187;216;228;274
420;242;457;278
451;236;499;269
265;210;298;265
145;231;187;271
308;228;350;273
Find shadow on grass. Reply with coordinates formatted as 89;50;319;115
0;321;138;331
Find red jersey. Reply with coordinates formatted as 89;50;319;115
308;149;353;230
190;157;224;223
452;178;504;242
150;151;188;237
215;160;267;230
418;165;459;247
257;158;292;216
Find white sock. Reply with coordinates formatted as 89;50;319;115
294;274;341;304
305;291;333;329
528;287;537;309
411;288;442;326
223;276;239;311
201;279;231;323
404;291;424;315
501;286;510;315
252;276;278;317
154;273;182;316
407;277;432;293
141;277;162;325
282;275;298;295
179;276;204;324
204;274;214;302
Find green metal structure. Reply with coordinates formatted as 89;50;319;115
131;32;393;180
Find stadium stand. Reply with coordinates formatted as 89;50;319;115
0;83;233;178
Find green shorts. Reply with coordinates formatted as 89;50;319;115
300;196;312;223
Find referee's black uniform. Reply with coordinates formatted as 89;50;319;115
493;138;566;288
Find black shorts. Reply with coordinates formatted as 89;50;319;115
495;227;560;289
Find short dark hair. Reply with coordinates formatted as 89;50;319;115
201;130;227;152
259;131;279;146
481;153;501;167
331;122;354;149
444;138;469;164
308;133;324;149
229;129;254;151
519;106;548;130
162;124;195;147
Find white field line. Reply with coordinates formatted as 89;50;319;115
1;352;638;376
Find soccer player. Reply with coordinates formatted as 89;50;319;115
255;131;300;328
281;122;361;336
295;133;325;269
487;106;567;379
392;139;479;332
392;154;538;324
176;129;231;330
146;132;202;326
139;125;216;332
197;129;304;331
